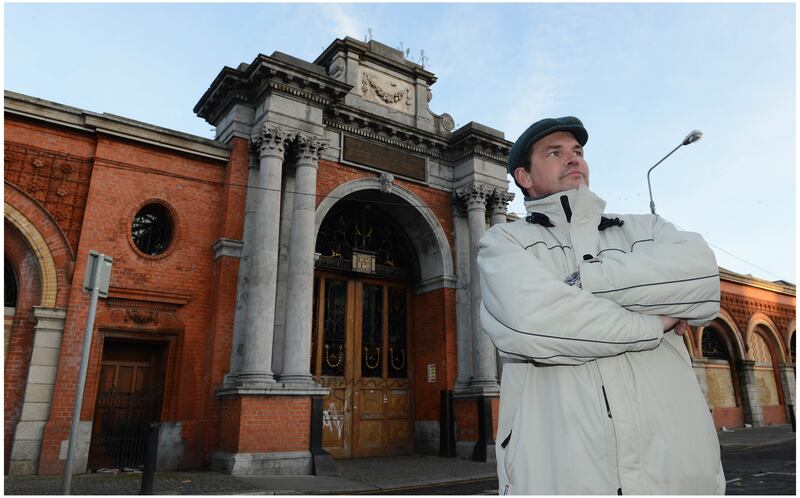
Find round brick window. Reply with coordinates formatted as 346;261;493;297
131;203;174;256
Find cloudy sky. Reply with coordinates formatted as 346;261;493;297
4;2;795;283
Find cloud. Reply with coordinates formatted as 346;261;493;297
318;4;365;40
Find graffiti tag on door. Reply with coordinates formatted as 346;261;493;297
322;401;344;440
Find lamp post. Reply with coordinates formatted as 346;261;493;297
647;130;703;215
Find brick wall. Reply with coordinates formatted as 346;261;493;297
219;397;311;453
6;116;235;474
412;288;459;422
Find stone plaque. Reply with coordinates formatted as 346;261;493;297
359;69;414;114
343;136;426;181
352;252;376;274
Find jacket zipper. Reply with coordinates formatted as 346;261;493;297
601;385;613;419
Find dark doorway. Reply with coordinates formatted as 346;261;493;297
87;339;166;471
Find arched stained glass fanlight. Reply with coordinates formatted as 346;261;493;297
701;328;731;361
315;201;418;281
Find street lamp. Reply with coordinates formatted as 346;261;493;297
647;130;703;215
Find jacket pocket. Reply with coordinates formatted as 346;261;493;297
502;405;523;483
662;332;692;368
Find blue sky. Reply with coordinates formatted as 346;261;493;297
4;2;795;283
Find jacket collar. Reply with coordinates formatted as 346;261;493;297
524;185;607;227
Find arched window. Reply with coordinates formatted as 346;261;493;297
4;256;18;308
315;201;418;281
701;328;730;361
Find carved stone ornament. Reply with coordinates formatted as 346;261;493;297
251;125;292;157
379;172;395;194
440;113;455;132
327;62;344;79
110;308;159;325
359;69;414;114
457;184;490;211
294;134;329;163
489;190;515;213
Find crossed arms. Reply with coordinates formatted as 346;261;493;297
478;215;720;365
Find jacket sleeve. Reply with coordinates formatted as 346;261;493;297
478;226;664;366
578;216;720;326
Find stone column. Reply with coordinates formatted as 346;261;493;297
457;184;499;393
279;134;328;386
488;190;514;227
10;307;67;475
736;360;764;427
691;357;711;406
778;362;796;420
225;125;292;388
488;190;514;382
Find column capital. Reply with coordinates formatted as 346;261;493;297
293;133;329;165
251;124;293;160
736;359;757;369
456;184;490;211
488;189;515;215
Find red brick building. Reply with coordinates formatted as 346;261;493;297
4;37;795;476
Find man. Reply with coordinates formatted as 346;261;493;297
478;117;724;495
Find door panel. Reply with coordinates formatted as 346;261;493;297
314;274;413;458
320;380;349;452
88;341;165;470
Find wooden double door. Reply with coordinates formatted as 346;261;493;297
88;339;166;470
312;273;414;458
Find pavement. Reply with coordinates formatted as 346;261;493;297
4;424;794;495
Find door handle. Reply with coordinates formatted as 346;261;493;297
383;393;388;404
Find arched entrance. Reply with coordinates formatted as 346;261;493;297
749;325;787;425
312;198;418;458
700;321;744;428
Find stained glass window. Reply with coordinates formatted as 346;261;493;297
132;203;174;256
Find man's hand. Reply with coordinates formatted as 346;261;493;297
660;316;689;336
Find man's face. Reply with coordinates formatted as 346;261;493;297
514;131;590;198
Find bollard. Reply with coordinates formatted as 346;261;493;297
788;404;796;433
439;390;456;457
472;396;494;462
140;422;161;495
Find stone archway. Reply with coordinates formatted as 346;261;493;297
699;314;745;429
4;196;71;475
747;315;788;425
315;178;455;294
312;179;456;458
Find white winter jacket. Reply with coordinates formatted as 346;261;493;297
478;186;724;495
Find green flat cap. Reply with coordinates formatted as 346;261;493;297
507;116;588;175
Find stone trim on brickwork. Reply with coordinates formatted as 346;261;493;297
212;238;244;260
720;267;796;296
5;91;230;163
4;203;58;308
9;306;67;475
314;178;456;292
746;313;787;364
210;450;314;476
